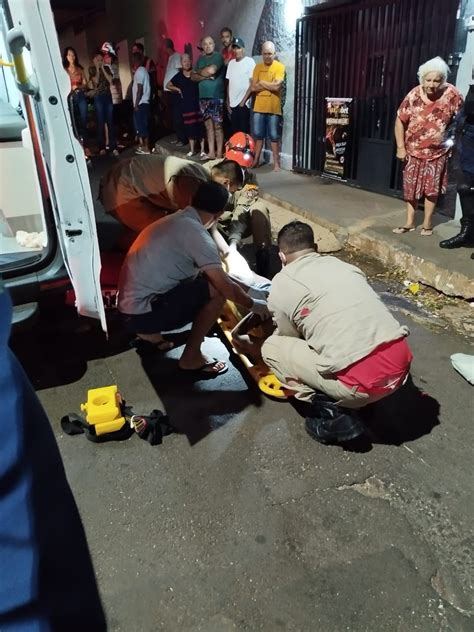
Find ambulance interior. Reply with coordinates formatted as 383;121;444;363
0;48;47;273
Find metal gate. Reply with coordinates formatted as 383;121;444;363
293;0;460;196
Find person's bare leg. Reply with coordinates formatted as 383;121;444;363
215;122;224;158
136;332;173;350
189;138;196;154
270;141;280;171
253;140;263;167
178;285;225;370
423;197;437;230
204;119;215;158
404;200;417;227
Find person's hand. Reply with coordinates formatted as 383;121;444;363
251;298;270;318
396;146;407;161
239;99;246;108
224;249;254;284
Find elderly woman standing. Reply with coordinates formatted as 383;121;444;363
393;57;463;236
166;54;205;157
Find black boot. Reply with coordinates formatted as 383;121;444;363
305;398;365;443
439;218;474;249
255;247;271;277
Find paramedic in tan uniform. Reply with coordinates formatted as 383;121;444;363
99;153;272;274
261;221;413;443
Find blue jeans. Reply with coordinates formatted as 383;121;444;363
252;112;282;142
133;103;150;138
94;92;116;150
71;90;88;141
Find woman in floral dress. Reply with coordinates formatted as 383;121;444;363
393;57;463;236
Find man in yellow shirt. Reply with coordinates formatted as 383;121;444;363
240;41;285;171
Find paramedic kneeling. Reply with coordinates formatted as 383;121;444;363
118;181;269;377
261;221;413;443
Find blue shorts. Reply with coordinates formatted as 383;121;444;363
134;103;150;137
252;112;282;142
121;276;211;334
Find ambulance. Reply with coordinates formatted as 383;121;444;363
0;0;106;331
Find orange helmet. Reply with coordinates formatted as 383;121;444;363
225;132;255;168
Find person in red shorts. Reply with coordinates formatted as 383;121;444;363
236;221;412;443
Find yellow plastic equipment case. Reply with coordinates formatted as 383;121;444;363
80;385;126;436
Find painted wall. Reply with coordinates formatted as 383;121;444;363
57;0;313;169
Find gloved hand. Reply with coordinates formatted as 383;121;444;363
224;247;254;285
251;298;270;318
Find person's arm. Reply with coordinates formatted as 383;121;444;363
166;79;182;97
227;207;248;248
210;225;231;257
272;310;300;337
257;78;282;93
80;68;87;89
204;266;256;311
239;83;256;108
202;64;218;76
191;68;207;82
394;116;407;160
102;66;114;85
191;64;217;82
134;82;144;109
239;64;262;107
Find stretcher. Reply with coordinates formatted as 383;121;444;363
218;301;286;399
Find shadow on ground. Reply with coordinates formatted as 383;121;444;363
291;374;440;454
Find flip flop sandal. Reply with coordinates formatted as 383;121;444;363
179;358;228;378
420;227;433;236
130;338;174;354
392;226;415;234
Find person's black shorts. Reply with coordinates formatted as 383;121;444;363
121;276;211;334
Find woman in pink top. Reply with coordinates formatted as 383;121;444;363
393;57;463;236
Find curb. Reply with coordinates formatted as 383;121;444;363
261;192;474;300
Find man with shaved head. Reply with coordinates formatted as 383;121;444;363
240;41;285;171
192;36;225;160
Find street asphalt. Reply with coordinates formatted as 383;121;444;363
9;152;474;631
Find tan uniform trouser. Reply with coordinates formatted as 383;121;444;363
261;335;395;409
111;199;168;233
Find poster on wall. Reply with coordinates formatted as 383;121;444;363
323;97;352;181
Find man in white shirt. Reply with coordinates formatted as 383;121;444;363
132;52;151;154
163;38;186;145
226;38;256;135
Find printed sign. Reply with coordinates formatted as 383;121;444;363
323;97;352;180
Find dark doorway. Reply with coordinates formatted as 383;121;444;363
293;0;460;199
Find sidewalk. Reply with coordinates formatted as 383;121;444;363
155;138;474;299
